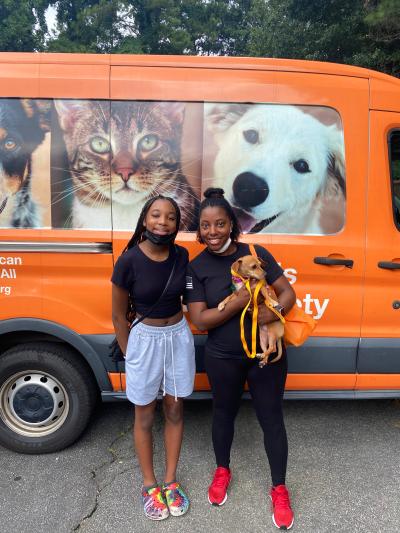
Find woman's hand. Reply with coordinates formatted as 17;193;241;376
235;285;252;308
257;303;281;325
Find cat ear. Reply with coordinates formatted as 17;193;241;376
157;102;185;124
54;99;92;132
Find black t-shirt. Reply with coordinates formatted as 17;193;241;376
111;244;188;318
185;242;284;358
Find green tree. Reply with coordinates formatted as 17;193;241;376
47;0;133;53
0;0;50;51
246;0;367;63
357;0;400;76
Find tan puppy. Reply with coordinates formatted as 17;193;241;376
218;255;284;366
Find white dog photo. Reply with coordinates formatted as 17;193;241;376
205;103;345;234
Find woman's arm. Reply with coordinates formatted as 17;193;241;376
188;286;251;331
111;283;130;356
258;274;297;325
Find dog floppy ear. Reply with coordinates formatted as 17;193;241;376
206;103;251;138
21;99;51;132
257;256;267;268
325;125;346;199
231;258;243;273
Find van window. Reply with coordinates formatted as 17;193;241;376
203;103;346;235
389;130;400;229
0;98;346;235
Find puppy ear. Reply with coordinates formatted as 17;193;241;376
206;103;251;137
231;258;242;272
258;256;267;268
324;125;346;199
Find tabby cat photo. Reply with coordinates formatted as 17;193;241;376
54;99;199;230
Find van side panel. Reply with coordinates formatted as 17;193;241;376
358;111;400;377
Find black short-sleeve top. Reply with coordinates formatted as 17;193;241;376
185;242;283;359
111;244;188;319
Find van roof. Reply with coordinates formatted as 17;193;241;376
0;51;394;78
1;52;399;111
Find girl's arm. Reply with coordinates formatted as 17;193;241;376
188;286;251;331
111;283;130;356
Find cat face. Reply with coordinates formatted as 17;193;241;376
54;100;185;208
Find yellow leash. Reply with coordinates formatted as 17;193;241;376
232;267;286;359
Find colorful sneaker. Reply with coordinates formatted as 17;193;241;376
270;485;294;530
162;481;190;516
142;485;169;521
208;466;232;506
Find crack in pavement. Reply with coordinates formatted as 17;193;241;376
72;405;165;532
72;425;133;532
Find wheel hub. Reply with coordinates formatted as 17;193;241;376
0;371;69;437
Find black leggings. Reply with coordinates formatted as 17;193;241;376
204;350;288;486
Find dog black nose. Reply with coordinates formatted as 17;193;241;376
232;172;269;209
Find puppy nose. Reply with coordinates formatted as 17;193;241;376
233;172;269;209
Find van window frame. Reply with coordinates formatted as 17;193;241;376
388;128;400;232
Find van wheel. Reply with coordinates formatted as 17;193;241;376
0;343;97;454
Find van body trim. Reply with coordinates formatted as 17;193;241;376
0;242;112;253
0;319;112;391
358;338;400;373
101;389;400;401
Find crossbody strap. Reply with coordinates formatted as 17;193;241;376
129;246;178;330
249;243;257;257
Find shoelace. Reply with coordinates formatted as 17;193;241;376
272;488;290;507
213;471;229;488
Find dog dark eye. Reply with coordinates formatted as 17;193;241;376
4;138;18;152
293;159;310;173
243;129;259;144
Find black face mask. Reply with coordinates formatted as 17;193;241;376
144;229;177;245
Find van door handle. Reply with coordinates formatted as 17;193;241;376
314;257;354;268
378;261;400;270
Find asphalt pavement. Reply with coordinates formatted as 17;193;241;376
1;398;399;533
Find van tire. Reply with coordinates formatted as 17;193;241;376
0;343;97;454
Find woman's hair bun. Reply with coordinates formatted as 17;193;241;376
203;187;225;199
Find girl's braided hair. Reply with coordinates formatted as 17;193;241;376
123;195;181;253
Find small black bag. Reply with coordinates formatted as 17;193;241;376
109;249;178;363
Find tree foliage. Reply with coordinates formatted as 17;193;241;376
0;0;398;77
0;0;50;51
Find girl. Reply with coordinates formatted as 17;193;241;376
111;195;195;521
186;188;296;530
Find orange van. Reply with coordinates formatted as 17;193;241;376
0;52;399;453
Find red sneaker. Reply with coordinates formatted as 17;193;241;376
208;467;232;506
270;485;294;530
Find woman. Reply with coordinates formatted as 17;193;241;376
186;188;296;530
111;195;195;521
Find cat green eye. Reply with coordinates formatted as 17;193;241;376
139;134;159;152
90;136;110;154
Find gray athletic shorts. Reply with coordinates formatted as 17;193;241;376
125;317;195;406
